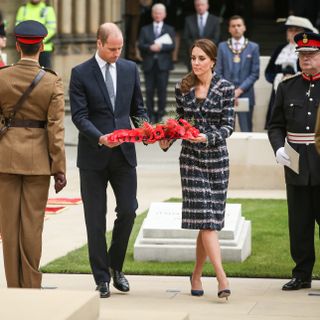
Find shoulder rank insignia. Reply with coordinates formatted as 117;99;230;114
41;66;58;76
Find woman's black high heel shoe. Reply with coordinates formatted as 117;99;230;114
217;288;231;300
189;275;204;296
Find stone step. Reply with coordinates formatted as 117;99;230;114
139;75;186;85
64;98;178;114
0;289;99;320
140;85;177;95
138;64;188;74
100;310;189;320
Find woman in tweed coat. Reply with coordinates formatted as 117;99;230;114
160;39;234;299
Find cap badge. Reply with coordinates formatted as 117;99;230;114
302;33;309;44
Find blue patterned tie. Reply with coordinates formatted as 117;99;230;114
155;24;160;38
105;63;115;109
199;15;204;37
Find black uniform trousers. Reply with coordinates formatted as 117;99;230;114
80;147;137;285
286;184;320;281
144;60;169;122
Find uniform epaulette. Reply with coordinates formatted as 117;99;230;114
0;64;14;71
41;66;58;76
281;72;301;82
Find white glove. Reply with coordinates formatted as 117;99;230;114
276;147;291;167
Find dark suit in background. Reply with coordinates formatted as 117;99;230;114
139;21;175;122
183;13;220;69
69;24;147;292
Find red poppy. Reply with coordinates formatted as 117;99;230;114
153;124;165;140
179;118;192;128
132;128;144;142
106;118;199;143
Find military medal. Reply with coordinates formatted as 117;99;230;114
233;54;241;63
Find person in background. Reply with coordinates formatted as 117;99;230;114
69;22;148;299
264;15;317;129
269;32;320;291
0;20;66;289
215;15;259;132
138;3;175;123
16;0;57;68
125;0;142;62
160;39;234;300
0;18;6;67
154;0;187;62
183;0;220;70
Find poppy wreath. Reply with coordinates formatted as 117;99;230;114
107;118;200;143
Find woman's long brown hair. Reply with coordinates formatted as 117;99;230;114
180;39;217;93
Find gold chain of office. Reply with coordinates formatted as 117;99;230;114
227;38;249;63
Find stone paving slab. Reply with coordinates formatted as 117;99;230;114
0;288;99;320
41;274;320;320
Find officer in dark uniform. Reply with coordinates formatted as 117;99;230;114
0;20;66;288
268;32;320;291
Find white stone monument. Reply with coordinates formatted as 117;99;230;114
134;202;251;262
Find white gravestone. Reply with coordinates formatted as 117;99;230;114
134;202;251;262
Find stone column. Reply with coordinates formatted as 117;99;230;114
74;0;86;35
88;0;100;34
59;0;72;35
101;0;124;31
112;0;123;23
102;0;112;22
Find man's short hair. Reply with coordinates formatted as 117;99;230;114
152;3;166;13
97;23;122;45
195;0;208;4
18;42;42;55
229;15;245;25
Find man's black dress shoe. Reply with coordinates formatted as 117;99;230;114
110;269;130;292
96;282;110;298
282;278;311;291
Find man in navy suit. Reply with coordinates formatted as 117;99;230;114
138;3;175;123
215;15;260;132
183;0;220;70
69;22;148;298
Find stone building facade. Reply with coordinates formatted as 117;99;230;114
0;0;125;89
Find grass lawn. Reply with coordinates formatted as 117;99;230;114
42;198;320;279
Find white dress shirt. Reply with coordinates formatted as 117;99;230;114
198;11;209;30
153;21;164;37
231;36;245;51
95;51;117;96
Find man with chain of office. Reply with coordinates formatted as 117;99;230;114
215;15;260;132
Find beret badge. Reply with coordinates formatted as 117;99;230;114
302;33;308;44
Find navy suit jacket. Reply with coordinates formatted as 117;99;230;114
69;56;147;169
184;13;220;52
138;23;175;72
215;40;260;106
